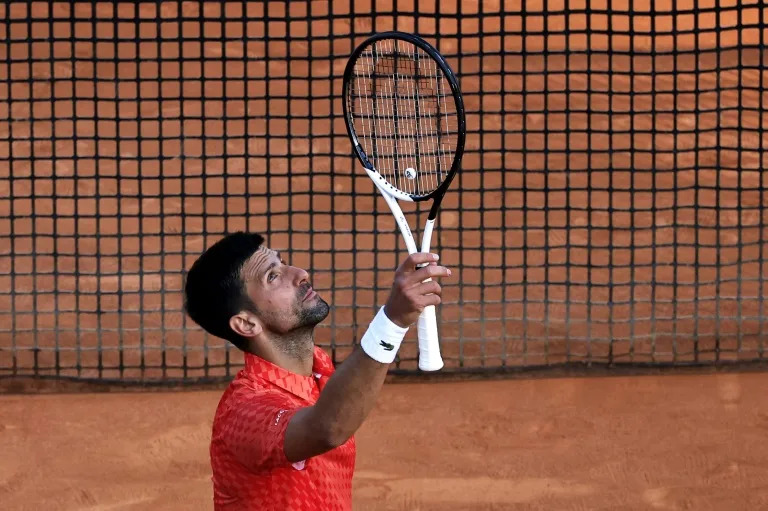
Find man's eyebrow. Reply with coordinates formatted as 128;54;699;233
259;252;282;279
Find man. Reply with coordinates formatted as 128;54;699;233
184;232;451;510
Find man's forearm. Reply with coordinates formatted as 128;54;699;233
311;345;390;446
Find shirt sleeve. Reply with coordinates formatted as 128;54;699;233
219;389;302;472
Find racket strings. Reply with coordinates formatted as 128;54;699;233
349;38;459;198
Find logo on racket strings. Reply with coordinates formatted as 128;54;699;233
379;340;395;351
404;167;417;180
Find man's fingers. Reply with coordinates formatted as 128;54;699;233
386;254;449;326
420;293;442;307
413;280;442;297
398;252;440;273
404;264;452;285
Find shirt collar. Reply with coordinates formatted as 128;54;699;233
243;347;334;401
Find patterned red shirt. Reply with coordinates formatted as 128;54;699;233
210;347;356;510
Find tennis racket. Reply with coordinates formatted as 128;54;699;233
342;32;466;371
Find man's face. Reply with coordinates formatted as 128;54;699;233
241;246;329;335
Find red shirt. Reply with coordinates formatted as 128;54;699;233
210;347;356;510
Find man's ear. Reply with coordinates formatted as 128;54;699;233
230;312;263;338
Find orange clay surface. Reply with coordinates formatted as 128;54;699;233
3;370;768;510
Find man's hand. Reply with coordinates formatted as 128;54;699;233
383;253;452;328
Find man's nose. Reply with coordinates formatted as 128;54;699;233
292;266;309;285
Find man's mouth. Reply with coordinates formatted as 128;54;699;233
302;288;316;302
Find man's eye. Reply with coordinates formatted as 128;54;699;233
268;273;278;282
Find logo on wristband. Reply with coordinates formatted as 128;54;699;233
379;340;395;351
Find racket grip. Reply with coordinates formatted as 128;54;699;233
417;305;444;371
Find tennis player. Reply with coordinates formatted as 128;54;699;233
184;232;450;510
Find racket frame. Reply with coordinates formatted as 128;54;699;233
344;31;466;212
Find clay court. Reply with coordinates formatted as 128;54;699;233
2;1;767;509
3;372;768;510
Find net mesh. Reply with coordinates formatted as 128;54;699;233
1;1;766;384
346;37;459;197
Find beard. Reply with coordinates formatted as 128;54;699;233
274;288;329;359
254;285;330;359
294;290;330;329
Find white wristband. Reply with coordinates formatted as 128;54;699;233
360;306;409;364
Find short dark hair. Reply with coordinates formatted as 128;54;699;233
184;232;265;350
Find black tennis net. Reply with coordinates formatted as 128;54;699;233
1;1;766;384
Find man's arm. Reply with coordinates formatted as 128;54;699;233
283;252;451;462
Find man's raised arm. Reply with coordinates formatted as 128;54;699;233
283;252;451;462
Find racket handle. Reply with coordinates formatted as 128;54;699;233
417;305;444;371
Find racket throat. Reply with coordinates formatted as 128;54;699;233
421;218;436;254
427;200;442;222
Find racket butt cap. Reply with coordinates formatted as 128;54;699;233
418;357;444;372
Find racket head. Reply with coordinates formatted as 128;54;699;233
343;31;466;204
